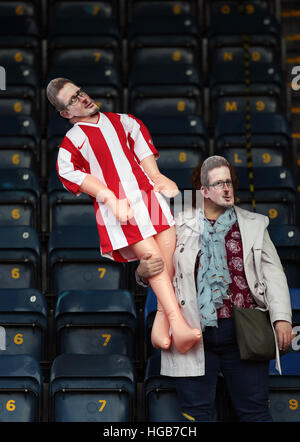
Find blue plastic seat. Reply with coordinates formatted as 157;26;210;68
129;0;197;19
55;289;137;357
211;45;276;65
235;167;298;225
0;168;41;228
143;352;182;421
0;16;40;54
129;63;203;116
214;113;292;152
209;1;270;17
46;112;72;171
268;225;300;288
0;98;35;118
144;288;160;358
0;289;47;361
0;354;42;422
48;169;95;230
48;226;127;295
50;353;135;422
0;226;41;289
0;114;40;159
140;114;208;150
0;64;41;111
210;63;284;105
290;288;300;354
208;12;281;65
269;353;300;421
47;13;121;61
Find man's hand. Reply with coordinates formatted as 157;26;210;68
136;253;164;282
274;320;293;351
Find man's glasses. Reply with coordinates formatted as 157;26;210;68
66;88;87;107
206;180;233;190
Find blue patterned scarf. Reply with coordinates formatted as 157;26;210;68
197;207;237;330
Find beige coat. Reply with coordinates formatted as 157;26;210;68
161;205;292;376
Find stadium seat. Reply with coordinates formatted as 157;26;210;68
46;112;72;172
143;352;182;421
210;62;284;107
0;15;40;54
207;11;281;66
269;353;300;421
140;114;208;151
50;353;136;422
143;288;157;357
47;8;121;67
268;224;300;288
235;167;298;225
0;354;42;422
208;1;271;18
290;288;300;355
48;226;127;295
54;289;137;357
0;168;41;229
0;98;35;118
0;226;41;289
211;45;276;65
214;113;292;153
47;169;95;230
129;63;203;117
0;64;41;112
0;288;48;361
0;115;40;166
128;0;198;20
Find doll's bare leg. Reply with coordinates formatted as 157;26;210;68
150;227;176;349
131;234;201;354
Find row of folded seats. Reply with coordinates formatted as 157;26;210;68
0;220;299;421
0;0;300;422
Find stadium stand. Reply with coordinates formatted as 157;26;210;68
0;0;298;422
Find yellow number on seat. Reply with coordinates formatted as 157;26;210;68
11;208;21;219
98;399;106;412
102;334;111;346
289;399;298;410
6;400;16;411
11;268;20;279
97;268;106;278
14;333;23;345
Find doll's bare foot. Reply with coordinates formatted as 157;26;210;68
151;309;171;350
169;314;202;354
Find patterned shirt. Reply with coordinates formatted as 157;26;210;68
195;220;257;319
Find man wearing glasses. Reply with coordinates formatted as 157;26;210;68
136;155;293;422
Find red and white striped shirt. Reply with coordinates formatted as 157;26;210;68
56;112;174;262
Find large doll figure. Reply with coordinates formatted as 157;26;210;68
47;78;201;354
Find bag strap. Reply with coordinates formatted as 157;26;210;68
253;233;269;308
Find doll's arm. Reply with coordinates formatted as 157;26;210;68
141;155;179;198
80;174;134;222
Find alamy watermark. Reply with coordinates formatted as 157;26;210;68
0;66;6;90
0;326;5;350
291;66;300;91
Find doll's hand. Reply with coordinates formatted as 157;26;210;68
97;188;134;222
153;174;179;198
110;198;134;222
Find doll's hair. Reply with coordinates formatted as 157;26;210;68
46;77;76;111
190;156;239;207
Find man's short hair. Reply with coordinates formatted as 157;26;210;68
190;156;238;190
200;155;231;187
46;77;76;111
